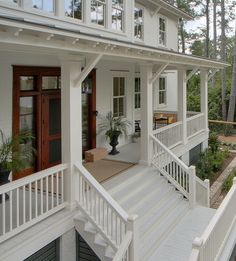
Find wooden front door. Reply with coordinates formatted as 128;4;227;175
13;66;61;179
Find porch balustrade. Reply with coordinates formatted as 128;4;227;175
0;164;67;243
187;113;205;139
190;178;236;261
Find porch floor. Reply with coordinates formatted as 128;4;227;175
105;142;140;164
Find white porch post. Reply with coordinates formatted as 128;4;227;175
200;69;209;132
178;69;187;144
140;64;153;165
61;58;83;209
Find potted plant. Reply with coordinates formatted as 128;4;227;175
0;129;35;185
98;112;131;155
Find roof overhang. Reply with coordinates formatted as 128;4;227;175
0;15;228;70
138;0;193;21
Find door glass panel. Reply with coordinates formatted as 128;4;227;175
20;76;35;91
49;139;61;164
19;97;35;168
49;98;61;135
42;76;59;90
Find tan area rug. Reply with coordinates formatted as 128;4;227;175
84;159;135;183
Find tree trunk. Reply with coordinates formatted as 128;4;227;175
227;23;236;122
221;0;227;120
212;0;217;87
205;0;210;58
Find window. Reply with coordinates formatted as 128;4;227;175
134;7;143;40
159;77;166;105
113;77;125;117
91;0;106;26
65;0;83;20
135;78;141;109
32;0;54;12
159;17;166;46
112;0;124;31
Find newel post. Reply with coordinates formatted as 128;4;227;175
189;166;196;209
190;237;203;261
204;179;210;207
127;214;139;261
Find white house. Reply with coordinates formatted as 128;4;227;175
0;1;235;261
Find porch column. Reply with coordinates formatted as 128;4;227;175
140;64;153;165
61;58;83;209
200;69;209;132
178;69;187;144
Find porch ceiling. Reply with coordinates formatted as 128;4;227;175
0;15;228;70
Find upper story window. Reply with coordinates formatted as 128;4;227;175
91;0;106;26
32;0;54;13
159;77;166;105
113;77;126;117
112;0;124;31
65;0;83;20
134;78;141;109
159;17;166;46
134;7;144;40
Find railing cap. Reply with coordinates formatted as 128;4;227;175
128;214;139;222
193;237;203;247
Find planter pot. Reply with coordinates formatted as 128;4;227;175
109;132;121;155
0;166;10;203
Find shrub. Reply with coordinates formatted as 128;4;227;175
209;132;220;154
222;170;236;192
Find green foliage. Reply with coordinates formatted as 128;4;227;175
209;132;220;153
0;130;35;172
222;170;236;192
98;112;131;141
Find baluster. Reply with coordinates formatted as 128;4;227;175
103;200;105;230
51;174;54;208
23;185;26;224
116;215;118;245
16;188;19;227
2;193;5;234
10;190;12;231
29;183;32;221
35;180;38;217
111;210;113;239
56;172;59;206
40;178;43;214
107;205;109;235
61;170;64;203
46;176;49;212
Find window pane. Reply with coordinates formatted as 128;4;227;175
32;0;54;12
20;76;35;91
119;98;124;116
113;98;118;117
74;0;82;19
49;98;61;135
112;0;123;9
112;9;123;31
134;7;143;39
42;76;58;90
120;78;125;95
65;0;83;19
91;0;105;26
65;0;73;17
49;139;61;164
113;78;119;96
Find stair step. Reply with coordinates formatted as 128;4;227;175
105;246;116;259
84;222;97;235
141;201;189;259
94;234;108;247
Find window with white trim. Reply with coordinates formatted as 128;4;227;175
135;77;141;109
65;0;83;20
113;77;126;117
159;77;166;105
91;0;106;26
112;0;124;31
134;6;144;40
159;17;166;46
32;0;54;12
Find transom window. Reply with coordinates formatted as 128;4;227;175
159;77;166;105
134;7;144;40
32;0;54;12
91;0;106;26
65;0;83;20
159;17;166;46
112;0;124;31
135;78;141;109
113;77;126;117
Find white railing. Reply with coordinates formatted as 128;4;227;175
150;134;196;206
75;163;138;260
187;113;205;139
0;164;67;243
195;177;210;208
153;121;182;149
190;178;236;261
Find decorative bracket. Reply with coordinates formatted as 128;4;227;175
149;63;169;85
208;69;218;81
186;67;199;82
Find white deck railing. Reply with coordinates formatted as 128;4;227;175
187;113;205;139
190;178;236;261
153;121;182;149
75;163;137;260
0;164;67;243
195;177;210;208
150;134;196;206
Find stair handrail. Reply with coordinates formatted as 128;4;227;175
75;162;138;260
113;231;133;261
190;178;236;261
150;134;196;207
